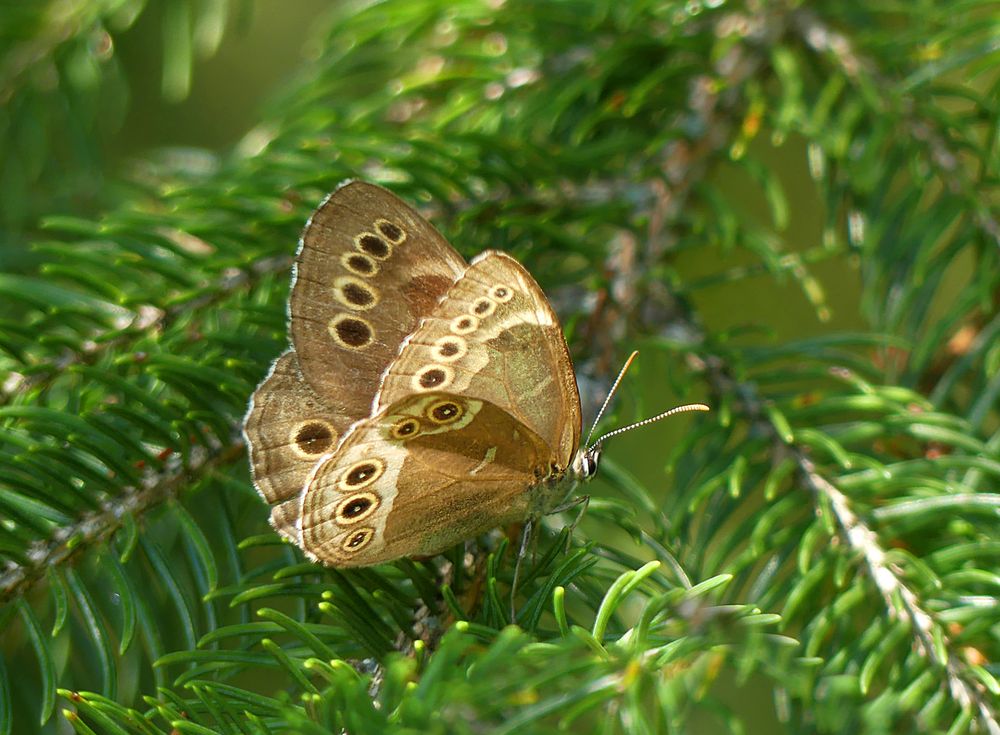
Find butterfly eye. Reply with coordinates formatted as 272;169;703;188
390;417;421;439
580;448;601;480
335;492;379;524
338;459;385;491
489;284;515;303
341;527;375;552
426;399;463;424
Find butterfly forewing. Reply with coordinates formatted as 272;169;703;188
290;181;466;422
375;251;581;469
298;392;556;566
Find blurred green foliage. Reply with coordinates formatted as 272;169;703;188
0;1;998;734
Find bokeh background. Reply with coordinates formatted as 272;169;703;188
1;2;997;734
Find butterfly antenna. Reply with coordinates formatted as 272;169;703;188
584;350;639;448
588;402;710;451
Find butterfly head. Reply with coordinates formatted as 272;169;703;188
571;444;603;483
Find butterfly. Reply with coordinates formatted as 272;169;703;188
243;181;707;566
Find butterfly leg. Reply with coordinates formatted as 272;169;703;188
510;518;535;624
546;494;590;552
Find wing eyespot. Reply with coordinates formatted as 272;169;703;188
489;284;515;303
341;527;375;552
341;252;379;277
412;365;454;391
329;314;375;349
354;232;392;260
426;399;464;425
338;459;384;491
374;218;406;245
390;417;421;439
431;336;467;362
335;492;380;525
471;297;496;317
450;315;479;335
290;420;336;457
333;276;379;310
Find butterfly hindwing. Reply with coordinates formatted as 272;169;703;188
242;351;339;539
298;392;556;566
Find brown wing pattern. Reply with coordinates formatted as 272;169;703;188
299;392;555;566
290;181;466;421
247;185;582;567
242;352;340;538
375;251;581;468
245;182;467;538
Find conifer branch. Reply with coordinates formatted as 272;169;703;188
800;454;1000;735
0;436;243;606
1;251;292;403
1;1;996;733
